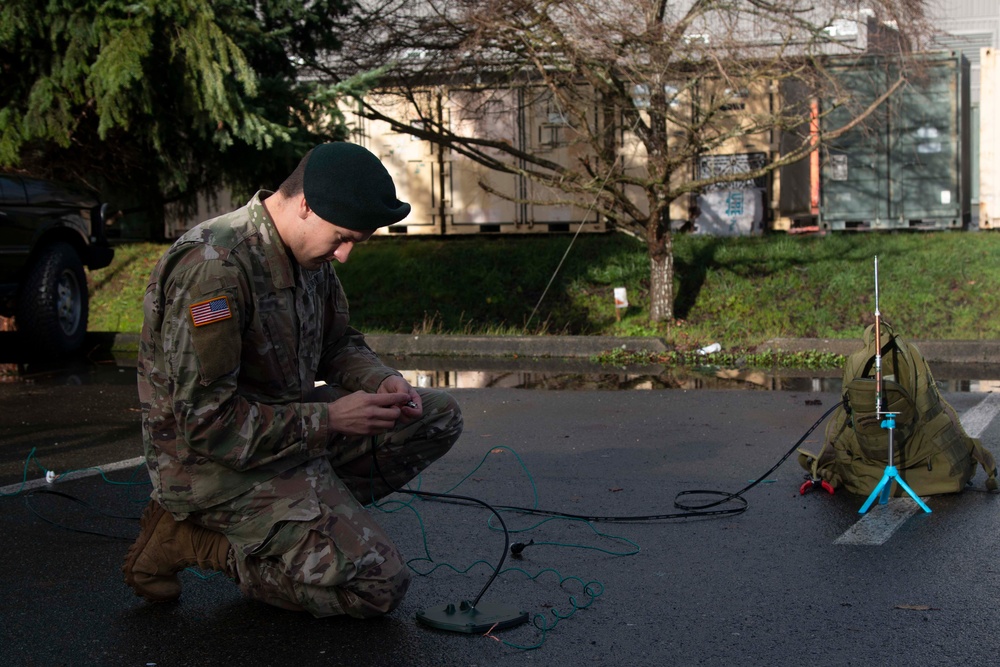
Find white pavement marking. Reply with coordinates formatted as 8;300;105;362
834;498;926;545
958;393;1000;439
0;455;145;497
835;392;1000;546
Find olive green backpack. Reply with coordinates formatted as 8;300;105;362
798;322;997;496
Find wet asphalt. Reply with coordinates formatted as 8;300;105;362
2;335;1000;666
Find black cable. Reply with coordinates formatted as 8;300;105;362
409;403;840;524
371;402;837;596
370;448;512;608
672;402;839;514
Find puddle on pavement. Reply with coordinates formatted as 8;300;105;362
2;353;999;393
393;359;1000;394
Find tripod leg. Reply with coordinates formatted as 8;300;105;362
859;470;894;514
878;477;892;505
890;473;932;514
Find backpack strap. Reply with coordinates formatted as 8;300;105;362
971;440;999;492
859;336;898;379
941;399;998;493
797;405;849;490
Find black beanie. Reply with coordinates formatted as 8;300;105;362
303;142;411;230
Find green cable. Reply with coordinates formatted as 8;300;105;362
0;446;42;497
372;443;624;650
498;568;604;650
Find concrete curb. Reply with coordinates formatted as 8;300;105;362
363;334;668;358
91;332;1000;365
762;337;1000;365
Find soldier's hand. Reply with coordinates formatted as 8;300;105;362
377;375;422;422
327;391;411;436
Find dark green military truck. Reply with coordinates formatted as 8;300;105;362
0;174;115;354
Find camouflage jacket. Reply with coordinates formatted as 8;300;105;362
137;191;400;513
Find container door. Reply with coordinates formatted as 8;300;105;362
889;58;963;222
821;63;892;228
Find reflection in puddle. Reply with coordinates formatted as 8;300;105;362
4;352;1000;393
398;366;842;392
391;357;1000;394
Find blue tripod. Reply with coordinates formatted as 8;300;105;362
858;412;932;514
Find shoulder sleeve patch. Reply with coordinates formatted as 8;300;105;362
188;293;240;383
190;296;233;327
190;310;240;384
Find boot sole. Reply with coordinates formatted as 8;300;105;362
122;500;179;602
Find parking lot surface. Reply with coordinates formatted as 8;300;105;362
2;356;999;666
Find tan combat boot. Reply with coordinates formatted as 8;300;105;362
123;499;235;602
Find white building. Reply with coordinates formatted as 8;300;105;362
927;0;1000;226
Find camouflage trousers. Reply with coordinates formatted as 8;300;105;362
192;387;462;618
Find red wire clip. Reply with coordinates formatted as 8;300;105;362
799;478;835;495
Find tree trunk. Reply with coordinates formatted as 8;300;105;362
648;229;673;322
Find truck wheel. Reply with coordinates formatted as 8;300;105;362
16;242;89;354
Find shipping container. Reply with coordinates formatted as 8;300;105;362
819;51;972;231
349;87;604;236
349;76;793;237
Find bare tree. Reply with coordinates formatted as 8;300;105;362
314;0;932;322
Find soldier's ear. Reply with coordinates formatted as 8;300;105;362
298;195;313;220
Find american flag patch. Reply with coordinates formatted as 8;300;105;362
190;296;232;327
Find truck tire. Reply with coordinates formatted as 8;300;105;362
16;242;89;355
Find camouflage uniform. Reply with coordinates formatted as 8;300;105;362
137;191;462;617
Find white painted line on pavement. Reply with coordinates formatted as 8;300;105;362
0;455;145;497
958;392;1000;439
835;392;1000;546
834;498;923;545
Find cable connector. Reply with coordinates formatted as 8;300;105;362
45;470;57;484
509;539;534;558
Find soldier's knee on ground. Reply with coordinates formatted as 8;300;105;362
324;549;412;619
